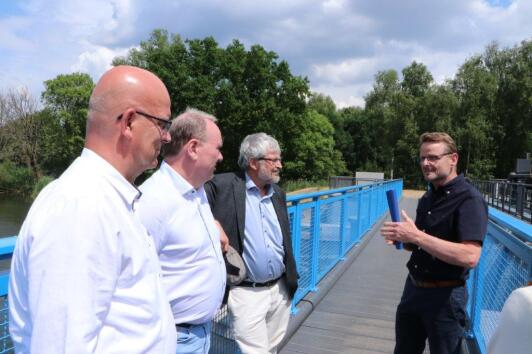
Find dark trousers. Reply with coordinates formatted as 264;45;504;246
394;276;467;354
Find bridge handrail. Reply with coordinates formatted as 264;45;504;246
466;207;532;353
0;180;403;353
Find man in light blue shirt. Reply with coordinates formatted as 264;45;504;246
138;109;227;354
206;133;298;354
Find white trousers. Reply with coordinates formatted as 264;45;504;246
228;279;291;354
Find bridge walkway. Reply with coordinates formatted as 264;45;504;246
280;197;418;354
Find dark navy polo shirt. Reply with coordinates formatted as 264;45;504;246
407;174;488;281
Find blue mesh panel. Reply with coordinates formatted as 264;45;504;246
210;305;238;353
0;296;12;354
293;206;315;303
317;199;342;279
360;191;370;233
470;231;529;353
345;193;360;249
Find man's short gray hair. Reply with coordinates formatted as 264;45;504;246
238;133;281;170
162;108;217;157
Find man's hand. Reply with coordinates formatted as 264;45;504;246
380;210;421;246
214;220;229;253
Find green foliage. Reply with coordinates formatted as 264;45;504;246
31;175;55;199
1;32;529;197
282;110;347;181
0;161;34;196
40;73;94;175
114;29;311;173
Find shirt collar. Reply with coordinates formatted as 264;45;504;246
245;172;274;198
81;148;141;208
159;161;198;197
431;173;464;196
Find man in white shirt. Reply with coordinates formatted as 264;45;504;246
8;65;177;354
487;285;532;354
137;108;227;354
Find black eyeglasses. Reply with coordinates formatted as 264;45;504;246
417;152;453;164
117;111;172;132
258;157;282;164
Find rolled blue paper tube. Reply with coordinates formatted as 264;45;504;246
386;189;403;250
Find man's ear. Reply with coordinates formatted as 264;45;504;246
119;109;135;139
186;139;199;160
248;158;259;172
450;152;459;167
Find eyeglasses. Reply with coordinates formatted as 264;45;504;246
417;152;453;164
258;157;282;164
116;111;172;132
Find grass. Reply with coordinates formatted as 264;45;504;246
281;179;330;194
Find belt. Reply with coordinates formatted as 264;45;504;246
239;276;281;288
175;323;194;329
409;274;464;288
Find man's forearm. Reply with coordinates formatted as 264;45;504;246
412;230;481;268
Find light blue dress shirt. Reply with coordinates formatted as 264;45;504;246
242;173;286;283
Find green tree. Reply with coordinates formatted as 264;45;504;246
308;93;352;172
114;29;311;175
483;40;532;177
40;73;94;175
452;55;498;178
283;110;346;180
0;88;42;179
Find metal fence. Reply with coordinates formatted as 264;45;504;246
473;180;532;223
4;180;530;354
465;207;532;353
328;176;385;189
0;180;401;353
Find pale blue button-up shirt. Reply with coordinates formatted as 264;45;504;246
242;173;285;283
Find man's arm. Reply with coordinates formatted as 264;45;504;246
381;210;482;268
12;199;119;353
214;220;229;253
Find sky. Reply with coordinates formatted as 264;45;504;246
0;0;530;108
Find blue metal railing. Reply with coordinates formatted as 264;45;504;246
286;180;402;305
0;180;402;353
466;207;532;353
2;184;530;354
2;185;528;353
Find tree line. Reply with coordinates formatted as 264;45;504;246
0;29;530;196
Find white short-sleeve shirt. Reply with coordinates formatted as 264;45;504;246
8;148;176;354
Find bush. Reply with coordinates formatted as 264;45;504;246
31;175;55;199
0;161;34;196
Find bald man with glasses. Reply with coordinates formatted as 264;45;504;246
9;65;176;353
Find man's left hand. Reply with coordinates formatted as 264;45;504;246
380;210;421;245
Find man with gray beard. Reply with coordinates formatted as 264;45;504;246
205;133;298;354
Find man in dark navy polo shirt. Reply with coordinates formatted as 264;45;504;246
381;132;488;354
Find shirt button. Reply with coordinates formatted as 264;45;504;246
427;211;431;215
414;265;418;269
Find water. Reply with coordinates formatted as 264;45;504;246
0;196;31;238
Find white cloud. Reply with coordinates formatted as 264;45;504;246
312;58;379;85
0;0;530;108
71;45;133;81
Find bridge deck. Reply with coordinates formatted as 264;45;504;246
281;197;418;354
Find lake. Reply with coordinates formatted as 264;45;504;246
0;196;31;237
